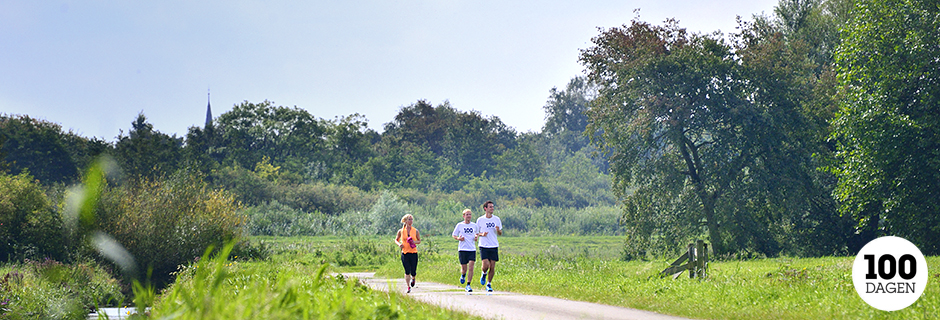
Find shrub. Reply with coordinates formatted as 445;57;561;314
243;201;328;237
279;182;374;214
0;259;123;320
0;172;66;262
93;169;245;289
211;165;273;206
370;190;410;235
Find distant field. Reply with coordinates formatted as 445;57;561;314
260;235;939;319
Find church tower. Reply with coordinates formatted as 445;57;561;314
205;91;213;129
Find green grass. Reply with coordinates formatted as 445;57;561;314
148;241;484;320
369;235;940;320
0;259;124;320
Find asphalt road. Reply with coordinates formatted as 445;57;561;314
343;272;695;320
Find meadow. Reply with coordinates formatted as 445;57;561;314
146;243;483;320
269;235;940;320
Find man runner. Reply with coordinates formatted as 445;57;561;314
476;200;502;292
452;209;479;292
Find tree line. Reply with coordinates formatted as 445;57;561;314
0;80;612;209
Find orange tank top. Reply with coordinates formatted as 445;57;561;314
397;226;419;254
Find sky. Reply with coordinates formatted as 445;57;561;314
1;0;780;142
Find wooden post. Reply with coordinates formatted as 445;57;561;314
698;240;708;279
695;240;705;279
659;240;708;279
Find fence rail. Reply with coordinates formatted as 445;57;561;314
660;240;708;279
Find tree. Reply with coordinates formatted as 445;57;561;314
542;76;597;138
832;0;940;253
114;113;184;179
581;17;836;256
326;114;378;186
383;100;450;156
184;117;223;177
0;134;7;173
441;110;516;176
733;2;856;256
382;100;517;184
215;101;329;178
0;115;81;184
582;20;745;255
493;140;544;181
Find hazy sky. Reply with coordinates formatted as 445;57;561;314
2;1;779;141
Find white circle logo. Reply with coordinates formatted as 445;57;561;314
852;236;928;311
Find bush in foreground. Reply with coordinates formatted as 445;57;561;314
92;169;246;289
0;172;67;262
0;259;123;320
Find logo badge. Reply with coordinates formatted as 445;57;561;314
852;236;928;311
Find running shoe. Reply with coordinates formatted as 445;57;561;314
411;278;415;287
460;274;466;284
465;284;473;292
407;287;411;293
480;273;487;286
486;283;493;292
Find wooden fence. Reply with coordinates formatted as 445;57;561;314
660;240;708;279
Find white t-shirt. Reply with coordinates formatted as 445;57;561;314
452;222;479;252
476;215;502;248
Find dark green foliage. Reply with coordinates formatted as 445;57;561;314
0;172;67;262
832;0;940;253
381;100;517;179
214;100;329;176
581;11;848;257
113;113;184;179
0;115;83;184
493;140;544;181
325;114;379;186
211;164;275;206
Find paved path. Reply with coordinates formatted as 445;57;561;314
87;307;140;319
342;272;694;320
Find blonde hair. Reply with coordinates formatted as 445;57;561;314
400;214;414;225
462;209;472;215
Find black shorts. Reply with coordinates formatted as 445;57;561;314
401;253;418;276
458;250;476;265
480;247;499;262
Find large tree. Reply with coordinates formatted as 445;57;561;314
832;0;940;253
582;17;832;256
382;100;516;179
215;101;329;177
581;20;745;255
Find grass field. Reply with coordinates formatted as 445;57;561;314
147;242;484;320
259;235;939;320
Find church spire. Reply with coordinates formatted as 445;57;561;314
205;90;213;129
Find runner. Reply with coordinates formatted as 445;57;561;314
395;214;421;293
452;208;479;292
476;200;502;292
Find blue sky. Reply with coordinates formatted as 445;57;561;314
1;1;779;141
